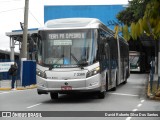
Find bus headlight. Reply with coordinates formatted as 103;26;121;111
36;69;47;78
86;66;100;78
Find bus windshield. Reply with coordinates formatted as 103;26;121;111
37;29;97;68
129;55;139;66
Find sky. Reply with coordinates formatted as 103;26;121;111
0;0;128;52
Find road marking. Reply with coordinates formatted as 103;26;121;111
0;89;34;95
27;103;42;109
0;90;23;94
126;117;132;120
125;99;144;120
0;92;10;94
137;104;142;107
109;93;138;97
132;109;138;111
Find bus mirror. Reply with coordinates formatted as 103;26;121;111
37;35;41;41
49;66;53;70
80;61;88;66
31;33;39;41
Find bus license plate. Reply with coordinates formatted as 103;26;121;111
61;86;72;90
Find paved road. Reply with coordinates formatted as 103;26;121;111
0;73;160;120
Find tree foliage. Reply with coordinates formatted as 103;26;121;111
144;0;160;38
117;0;149;26
116;0;160;40
122;25;130;41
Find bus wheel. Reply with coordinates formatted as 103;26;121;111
111;86;116;91
98;91;105;99
50;93;58;99
123;72;127;84
111;74;117;91
106;74;108;91
123;76;127;84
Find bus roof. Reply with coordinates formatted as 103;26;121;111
129;51;140;55
40;18;104;30
39;18;128;45
0;49;19;55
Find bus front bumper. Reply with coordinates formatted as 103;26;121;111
37;74;103;94
130;67;140;72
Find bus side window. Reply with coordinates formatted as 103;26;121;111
104;44;110;59
100;44;106;61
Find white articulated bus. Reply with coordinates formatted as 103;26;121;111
36;18;130;99
129;51;146;72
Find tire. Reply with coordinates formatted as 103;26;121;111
123;70;127;84
111;73;117;91
123;76;127;84
98;91;105;99
106;74;108;91
111;86;116;91
50;93;58;100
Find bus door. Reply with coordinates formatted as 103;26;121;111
104;43;112;87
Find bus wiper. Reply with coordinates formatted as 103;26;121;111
71;53;84;69
49;55;64;70
130;56;135;62
78;59;88;66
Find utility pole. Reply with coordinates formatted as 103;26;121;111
21;0;29;59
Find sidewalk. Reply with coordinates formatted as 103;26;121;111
147;74;160;100
0;80;37;90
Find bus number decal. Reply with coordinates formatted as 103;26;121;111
74;73;85;76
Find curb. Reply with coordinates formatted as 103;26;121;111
0;88;11;90
0;84;37;91
147;82;160;100
154;96;160;100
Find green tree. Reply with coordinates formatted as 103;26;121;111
117;0;149;26
122;25;130;41
117;0;160;91
117;0;160;40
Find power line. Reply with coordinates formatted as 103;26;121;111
29;10;43;26
10;0;22;1
0;8;23;14
0;8;43;27
0;0;22;2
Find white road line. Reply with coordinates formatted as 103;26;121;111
126;117;132;120
132;109;138;111
0;89;34;95
125;99;144;120
109;93;139;97
0;90;23;95
141;100;145;103
27;103;42;109
137;104;142;107
0;92;10;94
